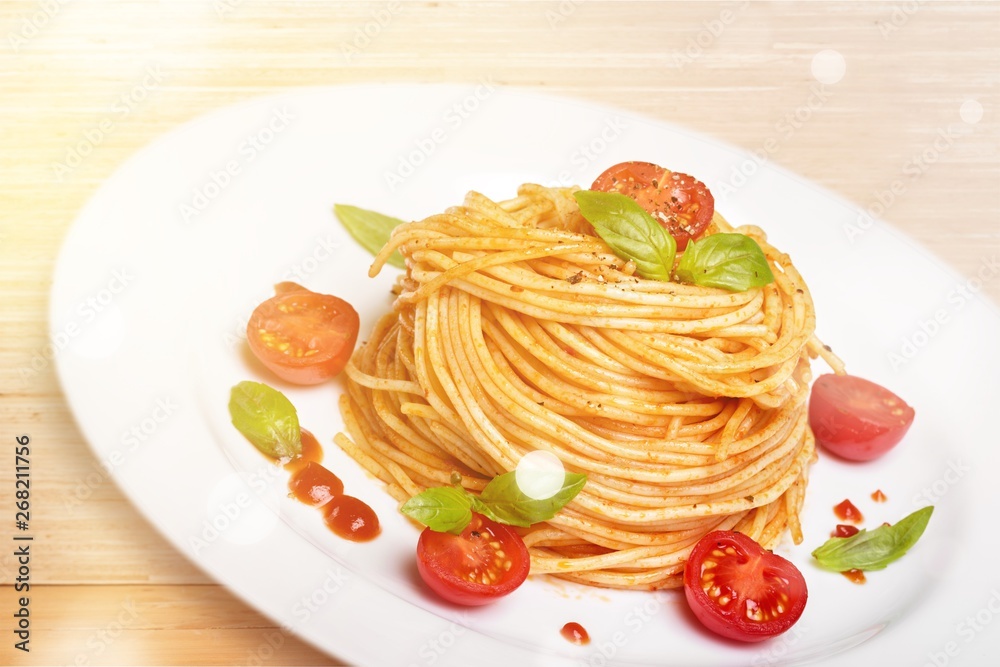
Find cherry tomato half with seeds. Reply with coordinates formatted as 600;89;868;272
591;161;714;249
809;373;915;461
416;513;530;606
247;282;360;385
684;531;807;642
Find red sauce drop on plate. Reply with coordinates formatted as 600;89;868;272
288;461;344;507
871;489;887;502
324;495;381;542
251;425;379;542
560;622;590;645
842;569;866;584
831;524;860;538
284;428;324;472
833;499;864;523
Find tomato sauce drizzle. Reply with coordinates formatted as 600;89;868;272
841;569;866;584
289;461;344;507
831;524;860;538
560;622;590;645
324;495;380;542
283;428;323;472
871;489;887;502
833;499;864;523
260;427;380;543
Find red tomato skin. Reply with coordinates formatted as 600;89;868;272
247;286;360;385
415;514;530;606
809;374;915;462
683;531;807;643
591;161;714;249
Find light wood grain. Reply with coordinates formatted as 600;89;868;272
1;1;997;664
0;585;339;665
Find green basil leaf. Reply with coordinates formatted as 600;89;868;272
812;506;934;572
400;486;474;535
228;381;302;460
475;471;587;528
573;190;676;281
333;203;406;269
675;233;775;291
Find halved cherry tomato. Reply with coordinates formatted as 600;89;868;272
247;282;359;385
591;161;714;249
809;374;915;461
415;513;530;606
684;531;807;642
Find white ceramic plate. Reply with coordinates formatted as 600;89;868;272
52;84;1000;666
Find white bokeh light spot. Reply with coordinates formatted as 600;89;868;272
204;473;279;547
811;49;846;85
960;99;983;125
515;450;566;501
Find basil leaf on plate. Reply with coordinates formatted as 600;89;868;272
474;471;588;528
400;486;475;535
228;381;302;460
675;233;775;291
812;506;934;572
573;190;676;281
333;203;406;269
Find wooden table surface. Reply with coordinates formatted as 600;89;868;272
1;1;997;665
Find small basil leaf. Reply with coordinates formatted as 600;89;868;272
228;381;302;460
333;203;406;269
812;506;934;572
469;496;503;524
400;486;474;535
675;233;775;291
476;471;587;528
573;190;676;281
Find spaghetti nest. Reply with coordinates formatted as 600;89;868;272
335;184;842;590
